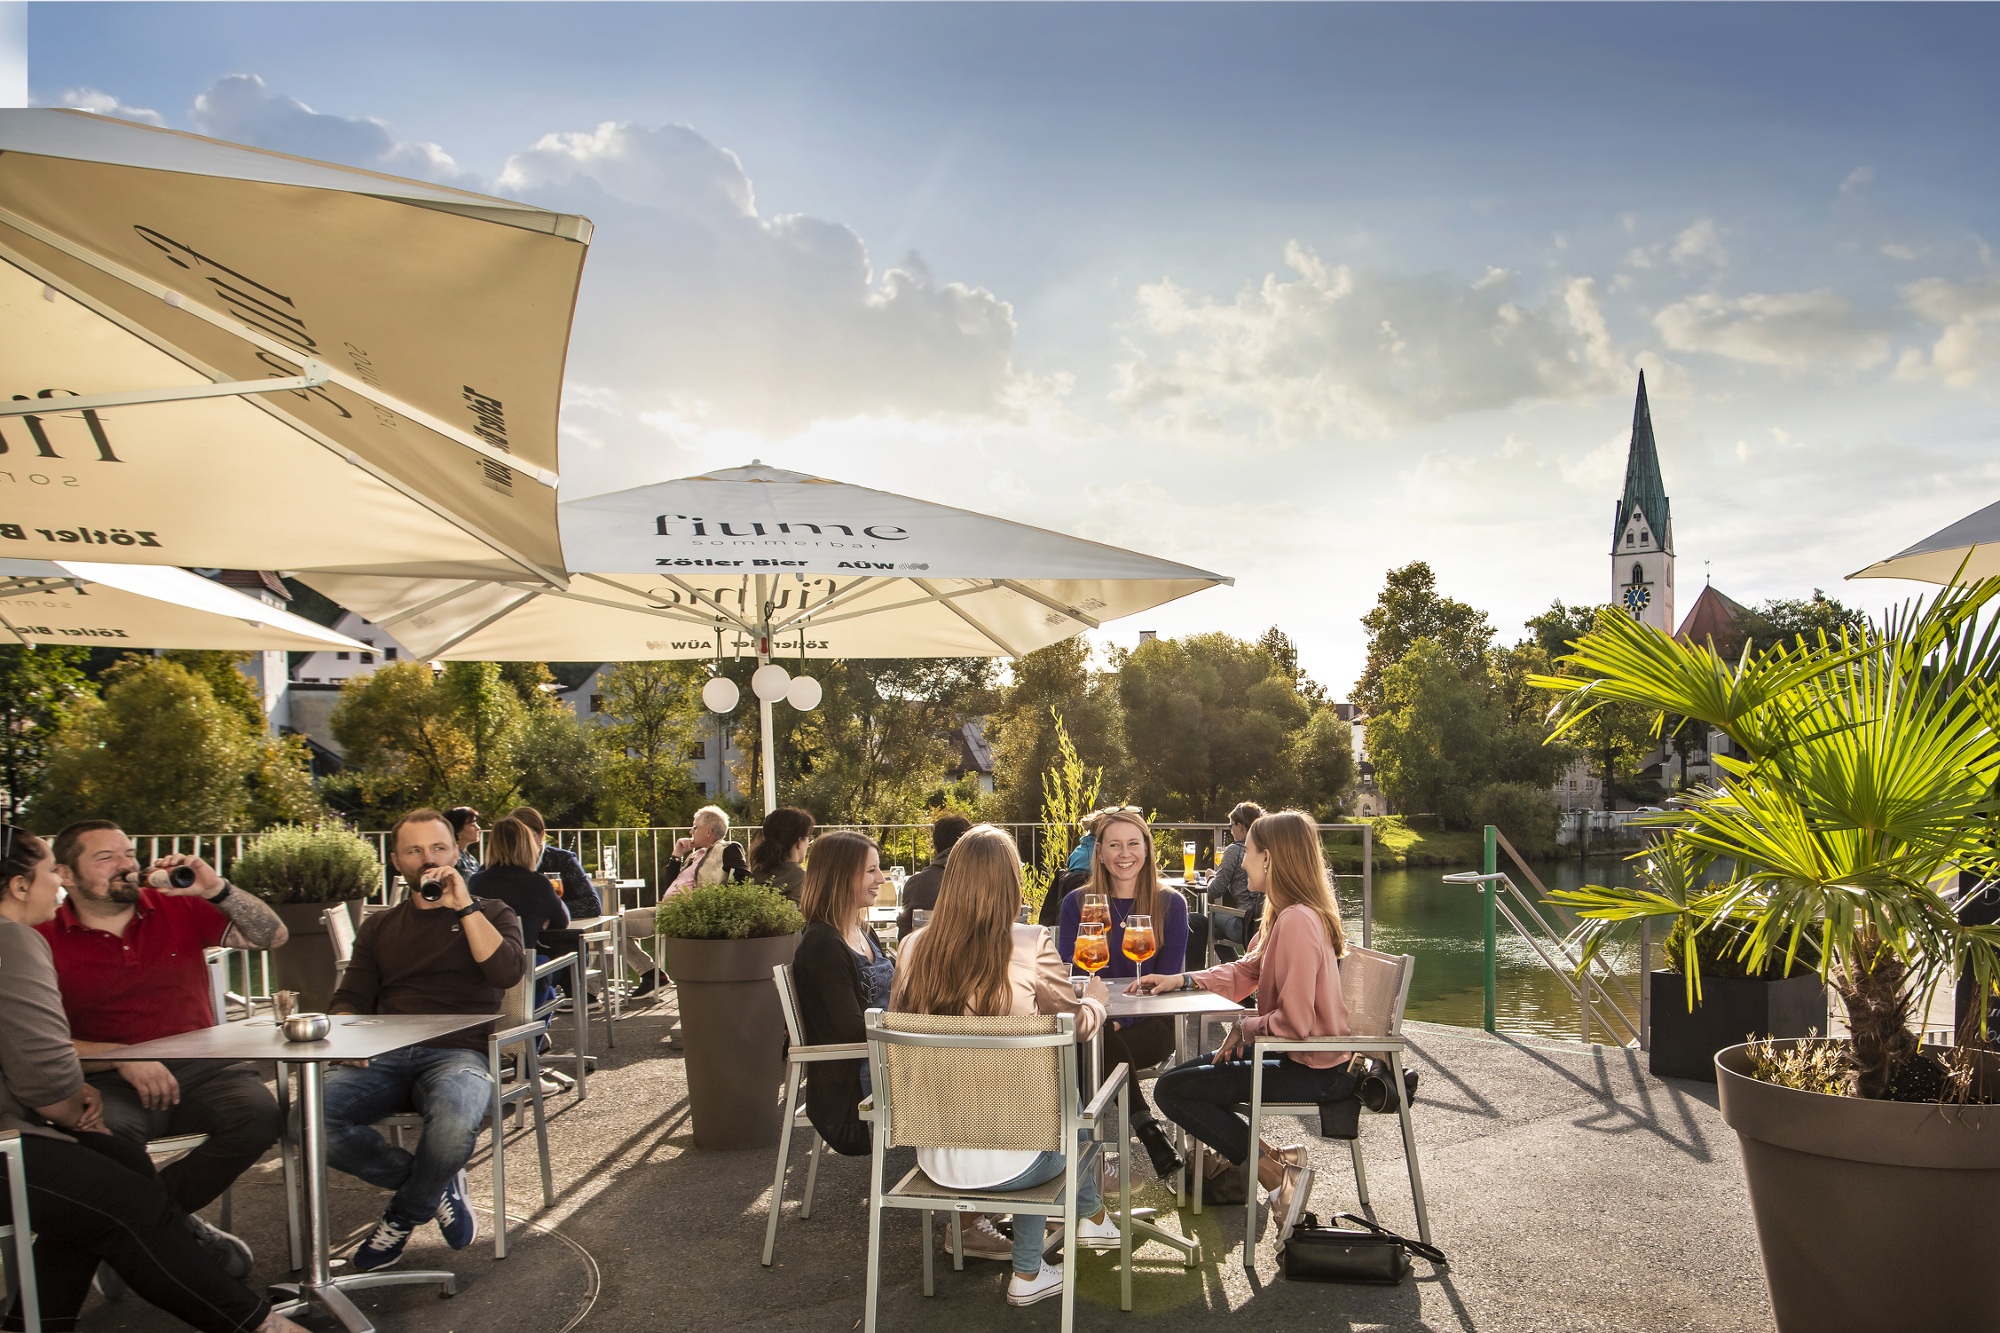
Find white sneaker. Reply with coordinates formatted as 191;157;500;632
1075;1212;1123;1251
1006;1262;1064;1307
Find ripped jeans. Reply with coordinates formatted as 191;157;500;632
322;1046;492;1224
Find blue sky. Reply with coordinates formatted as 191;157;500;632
27;3;2000;690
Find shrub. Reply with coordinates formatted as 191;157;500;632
656;881;804;940
231;823;382;904
1472;782;1560;858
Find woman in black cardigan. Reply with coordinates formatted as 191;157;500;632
788;831;888;1158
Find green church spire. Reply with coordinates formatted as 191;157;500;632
1611;370;1672;554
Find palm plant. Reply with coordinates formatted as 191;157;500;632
1532;579;2000;1099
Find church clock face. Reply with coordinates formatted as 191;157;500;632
1623;583;1651;616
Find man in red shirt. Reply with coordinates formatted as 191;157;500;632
41;820;290;1283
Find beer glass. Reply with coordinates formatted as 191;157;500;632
1182;841;1197;881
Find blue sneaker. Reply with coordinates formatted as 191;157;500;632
352;1212;416;1272
435;1169;478;1250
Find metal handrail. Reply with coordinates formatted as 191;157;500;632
1444;866;1643;1048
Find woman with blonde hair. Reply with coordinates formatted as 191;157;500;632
1131;810;1354;1243
1054;809;1189;1180
893;825;1121;1308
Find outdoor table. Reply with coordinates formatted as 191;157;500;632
1092;977;1244;1254
100;1013;498;1333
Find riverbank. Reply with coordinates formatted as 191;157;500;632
1327;816;1648;870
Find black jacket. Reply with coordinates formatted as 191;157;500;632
1038;869;1089;929
895;859;947;938
468;863;569;957
791;921;873;1156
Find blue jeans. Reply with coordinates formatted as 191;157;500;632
1154;1054;1357;1167
987;1147;1103;1275
322;1046;492;1224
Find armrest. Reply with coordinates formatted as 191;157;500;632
534;951;579;980
489;1022;546;1050
792;1042;869;1062
1251;1036;1401;1053
1081;1062;1131;1123
1211;905;1247;919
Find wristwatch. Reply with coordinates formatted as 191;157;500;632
453;899;484;919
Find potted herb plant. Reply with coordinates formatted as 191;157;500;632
657;882;804;1151
231;823;383;1012
1539;588;2000;1332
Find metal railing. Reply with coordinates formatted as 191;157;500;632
131;820;1379;940
1445;826;1647;1048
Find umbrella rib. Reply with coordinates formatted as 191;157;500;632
912;578;1022;657
0;606;29;646
371;581;493;630
623;573;758;634
0;209;558;489
0;234;568;588
997;580;1102;630
0;578;85;601
766;577;882;633
801;581;1004;629
426;591;541;657
497;581;725;630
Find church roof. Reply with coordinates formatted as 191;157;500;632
1611;371;1672;553
1675;584;1749;649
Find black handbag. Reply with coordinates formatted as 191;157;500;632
1279;1212;1446;1284
1356;1058;1421;1113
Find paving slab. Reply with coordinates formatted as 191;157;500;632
82;1003;1773;1333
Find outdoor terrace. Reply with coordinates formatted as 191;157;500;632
89;997;1772;1333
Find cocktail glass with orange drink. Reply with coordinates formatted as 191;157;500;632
1121;914;1156;964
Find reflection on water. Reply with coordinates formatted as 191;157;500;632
1334;857;1654;1041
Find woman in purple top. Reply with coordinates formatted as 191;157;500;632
1056;809;1190;1180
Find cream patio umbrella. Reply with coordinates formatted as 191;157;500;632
299;462;1231;809
1849;498;2000;585
0;109;587;581
0;558;370;651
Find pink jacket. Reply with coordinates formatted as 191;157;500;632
1193;904;1350;1067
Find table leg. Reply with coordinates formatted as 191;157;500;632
267;1060;458;1333
570;951;591;1096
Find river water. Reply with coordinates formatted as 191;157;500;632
1330;857;1655;1040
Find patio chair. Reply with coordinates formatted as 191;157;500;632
0;1130;37;1333
368;954;564;1260
323;904;357;993
862;1009;1132;1333
762;963;867;1267
1188;946;1432;1269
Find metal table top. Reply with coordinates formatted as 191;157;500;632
97;1013;499;1063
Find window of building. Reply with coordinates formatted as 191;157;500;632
694;782;707;796
360;653;375;664
302;677;320;684
689;742;706;760
1631;563;1644;586
589;694;604;713
385;647;398;660
336;652;349;660
1625;533;1635;545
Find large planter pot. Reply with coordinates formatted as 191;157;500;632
1717;1039;2000;1332
1649;970;1826;1081
662;933;799;1151
267;899;364;1014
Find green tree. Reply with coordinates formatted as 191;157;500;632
1524;599;1601;661
0;645;91;825
514;704;620;828
1363;638;1496;827
1288;706;1358;818
1738;589;1870;653
438;662;525;813
1116;633;1310;819
159;651;266;733
1354;563;1494;716
600;660;706;826
1023;711;1101;916
34;659;260;832
1258;626;1329;709
329;661;476;818
989;639;1127;823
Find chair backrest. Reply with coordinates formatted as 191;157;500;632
324;905;357;966
772;964;808;1048
1340;946;1416;1039
868;1011;1071;1154
501;968;532;1030
204;949;230;1025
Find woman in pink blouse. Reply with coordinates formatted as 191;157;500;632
1130;810;1354;1239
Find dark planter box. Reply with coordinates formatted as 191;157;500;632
1649;970;1826;1082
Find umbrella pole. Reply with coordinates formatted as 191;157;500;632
758;644;778;816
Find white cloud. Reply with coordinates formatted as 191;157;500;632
1109;243;1628;442
494;120;1066;443
1669;219;1728;268
187;75;474;184
1882;243;1918;261
1840;167;1874;196
1653;289;1889;369
50;87;164;125
1896;275;2000;386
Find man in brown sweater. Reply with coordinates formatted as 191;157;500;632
323;808;526;1273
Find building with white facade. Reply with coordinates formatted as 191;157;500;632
555;664;743;802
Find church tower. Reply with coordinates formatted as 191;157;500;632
1611;371;1674;633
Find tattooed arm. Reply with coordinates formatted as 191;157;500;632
147;853;290;951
